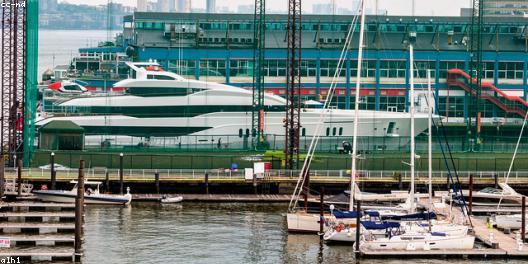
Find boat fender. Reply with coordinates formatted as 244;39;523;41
336;223;344;232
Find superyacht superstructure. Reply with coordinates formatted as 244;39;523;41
36;63;431;149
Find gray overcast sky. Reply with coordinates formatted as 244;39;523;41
60;0;471;16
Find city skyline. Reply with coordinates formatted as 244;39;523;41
59;0;471;16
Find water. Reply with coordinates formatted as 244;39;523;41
38;30;117;80
83;203;520;264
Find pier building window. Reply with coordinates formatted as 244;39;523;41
264;60;287;77
168;60;196;77
437;96;464;118
230;60;253;77
498;62;524;79
379;60;406;78
413;61;436;79
200;60;226;77
350;60;376;78
379;96;406;113
439;61;464;79
301;60;318;77
320;60;345;77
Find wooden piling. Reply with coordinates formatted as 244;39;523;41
0;155;4;199
17;158;22;196
205;173;209;194
74;160;85;260
105;171;109;193
155;171;160;194
119;153;124;195
50;152;56;190
469;174;473;215
319;187;324;236
253;172;258;195
494;173;498;189
522;196;526;242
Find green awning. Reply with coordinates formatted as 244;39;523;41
40;120;84;134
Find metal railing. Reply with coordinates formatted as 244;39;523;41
5;168;528;181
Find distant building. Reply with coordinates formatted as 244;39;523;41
483;0;528;17
175;0;191;13
217;6;231;13
41;0;58;12
460;8;472;17
157;0;171;12
237;4;253;14
137;0;148;12
206;0;216;14
312;3;333;15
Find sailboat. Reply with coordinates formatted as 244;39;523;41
359;37;475;251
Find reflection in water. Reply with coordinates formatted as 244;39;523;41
83;203;520;264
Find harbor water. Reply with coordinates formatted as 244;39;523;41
82;203;520;264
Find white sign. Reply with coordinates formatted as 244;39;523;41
254;162;265;179
0;237;10;248
244;168;254;180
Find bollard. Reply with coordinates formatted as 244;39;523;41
50;152;56;190
119;153;124;195
319;187;325;237
17;158;22;196
155;171;160;194
522;196;526;242
105;171;110;193
75;160;85;260
0;155;4;199
469;174;473;215
355;200;361;256
205;173;209;194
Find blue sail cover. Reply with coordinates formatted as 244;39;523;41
361;221;401;230
333;210;361;219
365;211;380;218
381;212;437;221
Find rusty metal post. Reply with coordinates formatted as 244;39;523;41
0;155;4;198
119;153;124;195
469;174;473;215
522;196;526;242
155;171;160;194
319;187;324;236
50;152;56;190
17;158;22;196
75;160;85;259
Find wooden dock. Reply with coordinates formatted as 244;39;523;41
133;193;293;202
0;202;79;261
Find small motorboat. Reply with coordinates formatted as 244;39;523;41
33;181;132;205
160;196;183;203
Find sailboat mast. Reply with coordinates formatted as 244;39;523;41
409;43;415;214
350;0;366;211
427;70;433;210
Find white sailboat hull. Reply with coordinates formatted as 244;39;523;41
361;234;475;250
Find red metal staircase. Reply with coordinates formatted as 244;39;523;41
447;69;527;118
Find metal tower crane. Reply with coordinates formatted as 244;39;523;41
1;0;38;165
252;0;266;149
284;0;302;169
468;0;484;150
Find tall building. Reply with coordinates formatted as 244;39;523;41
206;0;216;14
157;0;170;12
137;0;148;12
312;4;333;15
41;0;58;12
237;4;253;14
175;0;191;13
483;0;528;17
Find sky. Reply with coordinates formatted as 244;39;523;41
60;0;472;16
